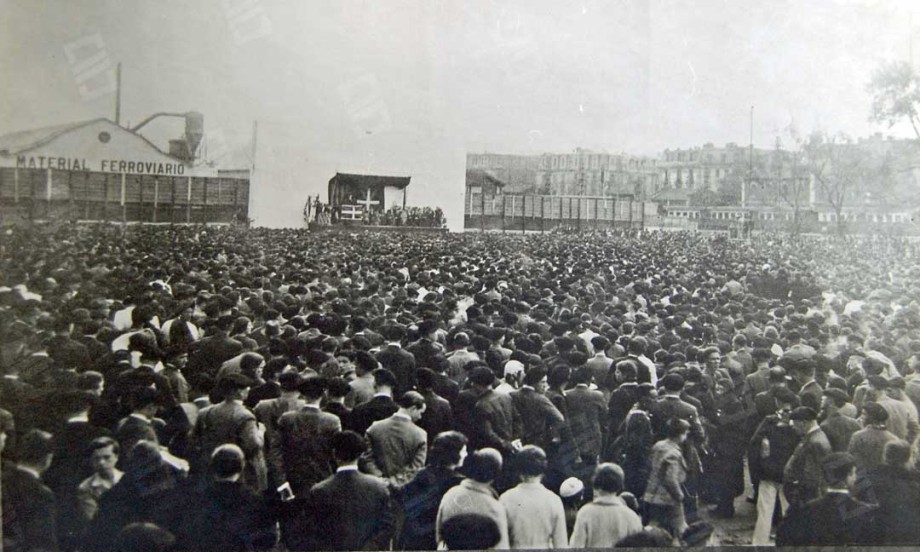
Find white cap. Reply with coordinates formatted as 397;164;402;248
560;477;584;498
504;360;525;378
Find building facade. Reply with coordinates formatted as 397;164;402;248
0;118;249;225
534;148;658;199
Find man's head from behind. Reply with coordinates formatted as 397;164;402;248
210;443;245;481
822;452;857;490
464;447;503;483
331;430;366;465
592;462;625;495
18;429;54;473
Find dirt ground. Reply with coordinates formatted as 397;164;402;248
697;462;761;546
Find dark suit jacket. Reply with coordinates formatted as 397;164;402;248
246;381;281;409
406;338;444;372
776;491;879;546
607;383;641;437
431;373;459;404
352;329;385;347
86;469;185;552
651;395;705;442
2;464;59;552
47;335;92;371
188;333;243;380
395;466;463;550
351;395;398;435
855;465;920;545
323;402;354;432
0;376;36;428
468;389;520;453
820;412;862;452
783;427;832;502
45;420;110;498
419;390;453;444
798;380;824;412
510;387;562;449
277;406;342;496
743;368;771;399
565;385;606;458
177;480;277;552
309;469;395;551
194;401;266;491
77;335;110;362
376;346;417;396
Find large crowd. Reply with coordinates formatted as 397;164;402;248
2;223;920;551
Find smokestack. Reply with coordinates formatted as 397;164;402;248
184;111;204;159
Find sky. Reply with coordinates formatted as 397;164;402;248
2;0;919;229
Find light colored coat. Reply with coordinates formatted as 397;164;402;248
437;479;510;549
570;495;643;548
365;413;427;487
499;481;568;549
643;439;687;506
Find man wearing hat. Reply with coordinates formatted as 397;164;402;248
749;387;801;545
819;388;862;452
776;452;879;546
406;319;445;372
783;406;831;510
193;373;267;492
753;367;799;421
870;375;918;441
848;402;899;474
789;358;823;413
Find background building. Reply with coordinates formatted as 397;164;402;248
0;117;249;225
535;148;658;199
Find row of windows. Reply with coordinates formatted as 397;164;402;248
541;155;657;171
663;168;728;183
668;210;913;224
818;212;911;223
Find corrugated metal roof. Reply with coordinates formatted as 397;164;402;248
0;118;106;155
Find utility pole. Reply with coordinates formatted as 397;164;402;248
744;105;753;209
115;62;122;125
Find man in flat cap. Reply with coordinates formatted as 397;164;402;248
783;406;831;511
848;402;899;474
819;388;862;452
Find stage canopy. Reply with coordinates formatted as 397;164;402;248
327;172;410;212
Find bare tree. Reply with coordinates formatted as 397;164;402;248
803;132;894;234
762;133;811;235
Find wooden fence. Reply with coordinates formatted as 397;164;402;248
464;192;645;231
0;167;249;225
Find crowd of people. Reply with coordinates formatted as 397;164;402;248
2;223;920;551
365;206;445;228
304;197;445;228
